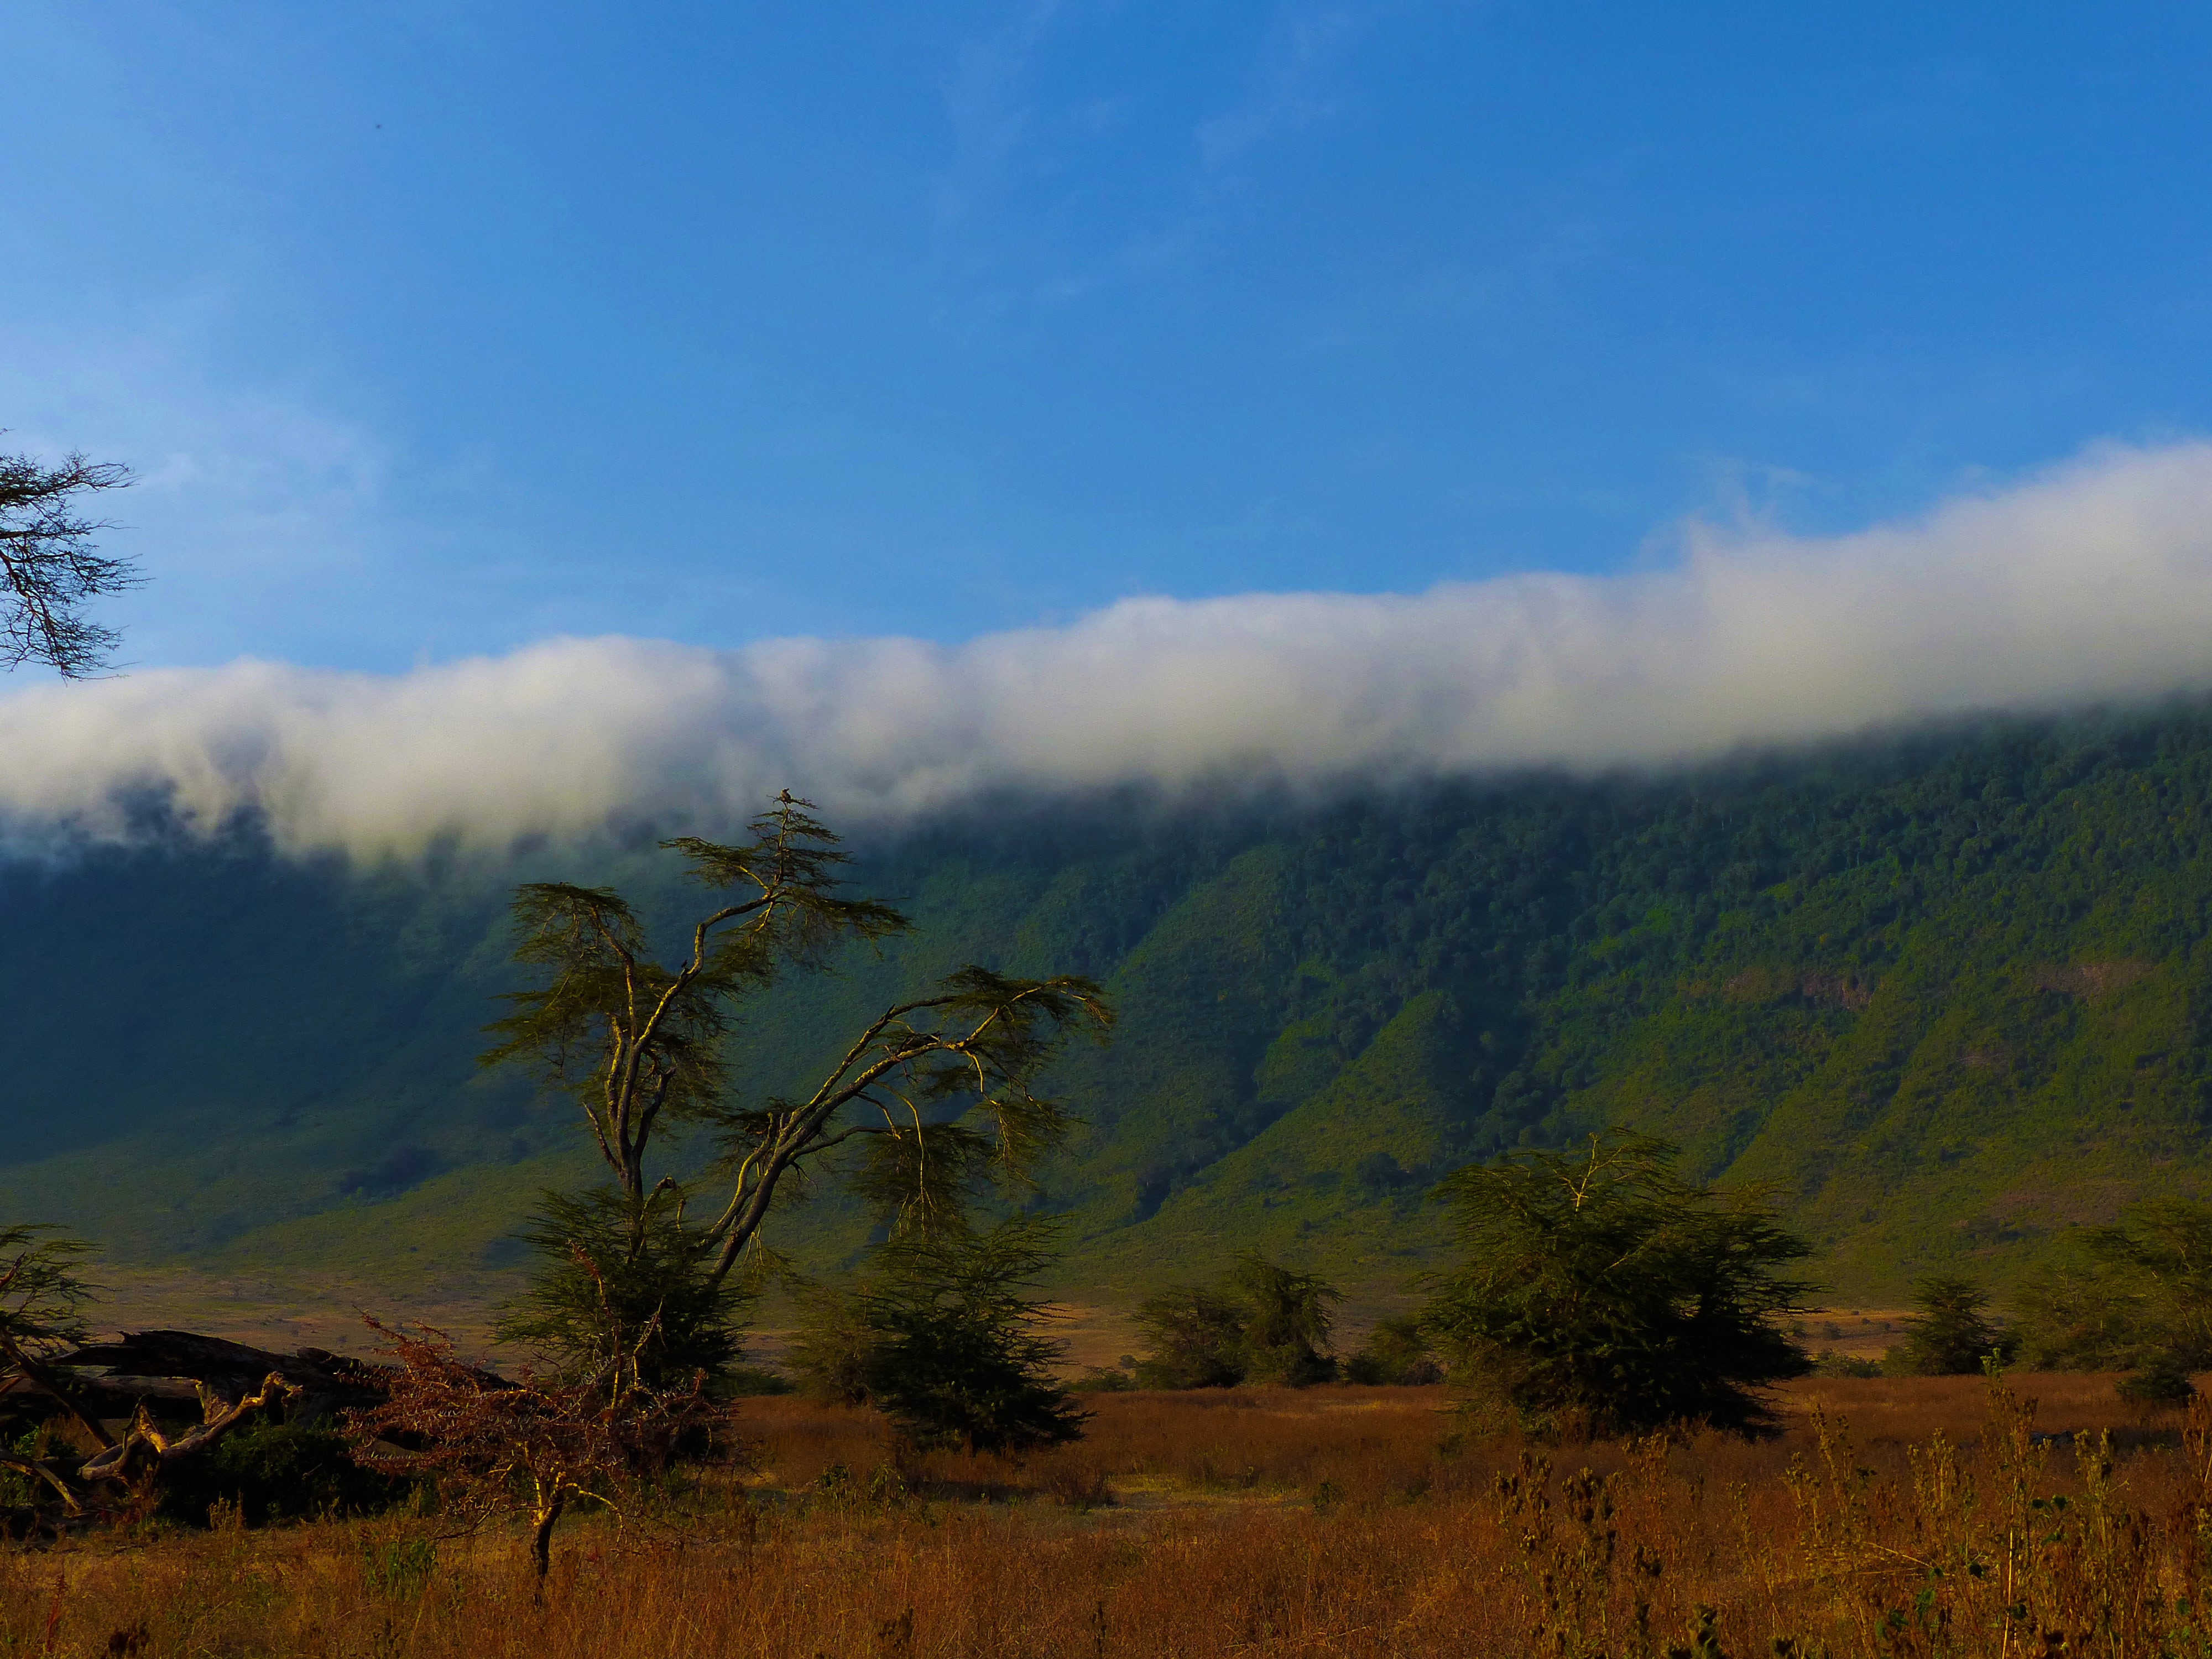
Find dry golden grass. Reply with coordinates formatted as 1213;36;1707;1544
7;1374;2209;1657
734;1384;1467;1507
1784;1369;2189;1444
1796;1308;1911;1361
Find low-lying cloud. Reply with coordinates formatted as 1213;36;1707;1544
7;440;2212;858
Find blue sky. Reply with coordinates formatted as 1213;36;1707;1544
7;2;2212;672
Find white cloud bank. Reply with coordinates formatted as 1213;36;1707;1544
7;440;2212;858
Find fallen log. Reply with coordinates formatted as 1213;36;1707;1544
0;1370;300;1533
77;1370;299;1485
59;1330;392;1423
0;1327;465;1532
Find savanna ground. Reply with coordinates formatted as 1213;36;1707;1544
11;1371;2212;1658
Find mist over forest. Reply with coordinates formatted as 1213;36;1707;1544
5;442;2212;859
10;693;2212;1311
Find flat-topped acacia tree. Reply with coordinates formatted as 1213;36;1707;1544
482;794;1112;1363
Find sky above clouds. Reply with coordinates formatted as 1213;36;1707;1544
6;1;2210;671
6;3;2212;842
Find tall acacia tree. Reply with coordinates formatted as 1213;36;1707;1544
0;442;137;676
483;794;1113;1302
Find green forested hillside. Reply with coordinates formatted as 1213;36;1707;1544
8;702;2212;1310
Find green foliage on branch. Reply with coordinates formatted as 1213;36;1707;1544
1421;1132;1814;1436
793;1219;1086;1454
0;1223;96;1358
494;1187;749;1391
1134;1253;1342;1387
482;795;1112;1297
1882;1276;2012;1376
479;794;910;1212
2013;1197;2212;1398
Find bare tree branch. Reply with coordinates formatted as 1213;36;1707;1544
0;443;138;677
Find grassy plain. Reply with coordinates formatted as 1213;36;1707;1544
11;1374;2211;1657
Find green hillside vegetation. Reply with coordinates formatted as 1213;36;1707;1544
9;700;2212;1312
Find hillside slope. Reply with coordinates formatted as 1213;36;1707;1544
7;702;2212;1311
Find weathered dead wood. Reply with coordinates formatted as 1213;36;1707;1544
0;1369;301;1534
77;1370;299;1485
59;1329;399;1424
0;1451;85;1515
0;1327;440;1531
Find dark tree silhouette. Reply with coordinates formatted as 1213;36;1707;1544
1885;1276;2011;1376
1421;1131;1814;1436
797;1218;1086;1454
0;444;137;676
1134;1253;1343;1388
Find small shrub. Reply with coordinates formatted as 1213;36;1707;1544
1037;1460;1113;1508
858;1222;1086;1453
2116;1357;2197;1405
1135;1254;1344;1387
1228;1255;1341;1385
497;1186;750;1392
788;1289;874;1406
346;1317;716;1583
1134;1288;1246;1389
1071;1367;1137;1392
363;1535;437;1600
1813;1350;1882;1379
796;1219;1087;1453
1883;1276;2010;1375
1420;1131;1814;1436
809;1459;907;1511
156;1422;402;1526
1344;1317;1443;1385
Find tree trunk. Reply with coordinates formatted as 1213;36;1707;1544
530;1492;566;1587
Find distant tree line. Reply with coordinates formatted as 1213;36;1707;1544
1066;1133;1825;1438
1078;1142;2212;1431
1814;1202;2212;1406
